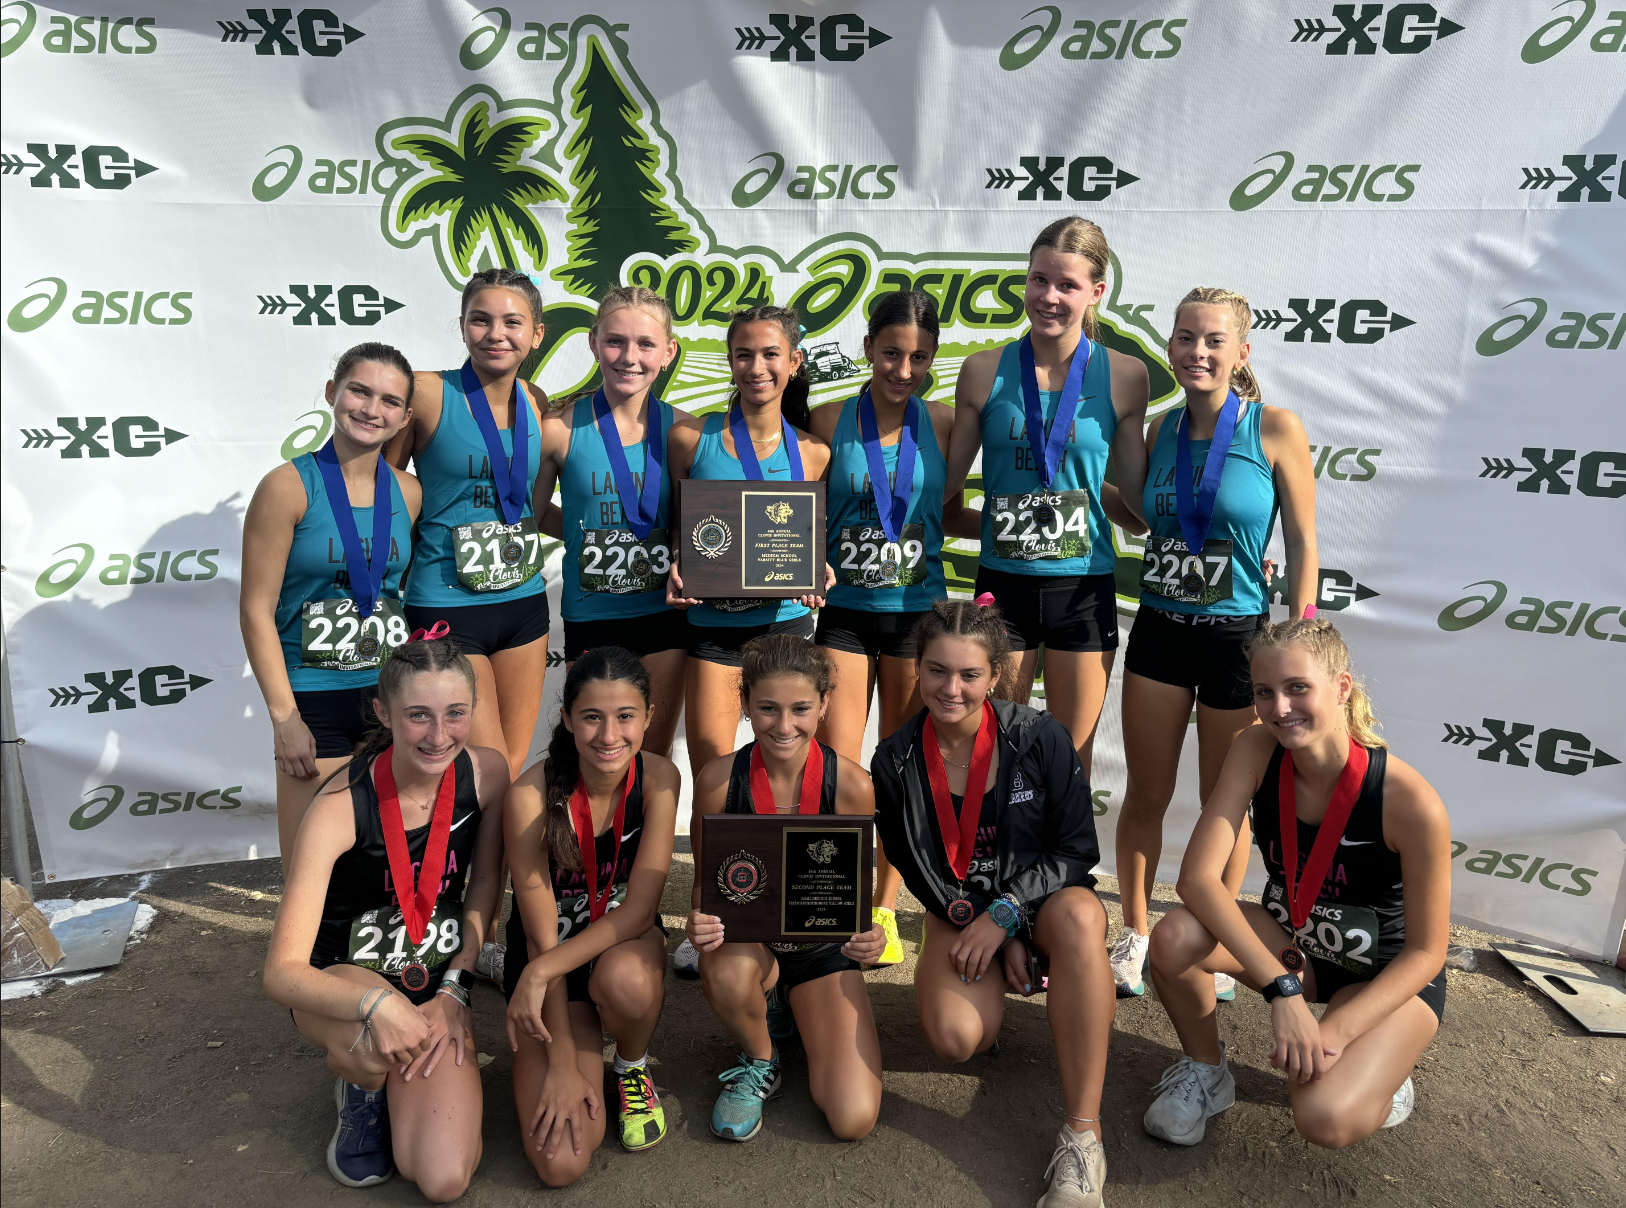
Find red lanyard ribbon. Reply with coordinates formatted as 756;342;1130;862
375;746;456;944
923;702;997;881
1279;738;1370;931
568;762;636;923
749;740;824;814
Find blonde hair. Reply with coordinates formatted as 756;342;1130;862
1248;618;1386;749
590;284;675;342
1174;286;1261;402
1029;216;1109;340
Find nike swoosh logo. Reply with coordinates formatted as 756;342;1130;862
449;813;474;833
1339;838;1374;846
620;827;640;841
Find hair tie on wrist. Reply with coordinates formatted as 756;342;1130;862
406;620;451;643
974;592;996;608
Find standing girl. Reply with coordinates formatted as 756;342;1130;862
944;216;1149;771
533;287;686;756
1111;288;1318;997
503;647;681;1184
242;343;422;857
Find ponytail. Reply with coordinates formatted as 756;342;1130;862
1173;287;1262;403
725;305;811;430
1247;618;1386;749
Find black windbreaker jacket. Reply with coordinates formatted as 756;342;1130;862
869;698;1099;924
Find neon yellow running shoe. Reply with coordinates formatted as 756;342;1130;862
873;906;904;967
615;1064;666;1152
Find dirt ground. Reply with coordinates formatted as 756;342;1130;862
2;850;1621;1208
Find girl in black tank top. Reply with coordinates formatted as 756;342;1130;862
502;648;680;1187
262;636;507;1198
686;635;885;1146
1142;618;1452;1154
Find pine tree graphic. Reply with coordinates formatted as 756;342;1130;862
552;36;698;299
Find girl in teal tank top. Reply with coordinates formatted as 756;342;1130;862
241;342;423;857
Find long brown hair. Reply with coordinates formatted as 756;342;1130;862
1248;618;1386;749
911;598;1017;699
1029;216;1110;341
725;305;811;430
739;633;833;703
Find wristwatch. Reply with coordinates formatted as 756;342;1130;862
1260;972;1304;1003
987;895;1022;938
440;968;471;991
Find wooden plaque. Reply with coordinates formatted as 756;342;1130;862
676;478;826;600
698;814;874;945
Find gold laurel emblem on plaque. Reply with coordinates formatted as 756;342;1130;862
692;515;732;559
807;838;838;865
764;500;794;525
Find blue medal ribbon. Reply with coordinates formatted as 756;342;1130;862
728;404;803;481
1174;391;1242;556
313;439;393;618
1017;333;1091;489
857;390;919;545
592;389;665;542
459;359;530;525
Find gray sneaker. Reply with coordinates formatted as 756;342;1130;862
1036;1125;1106;1208
1143;1043;1236;1146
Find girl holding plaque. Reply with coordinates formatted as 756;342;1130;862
871;598;1116;1208
263;634;507;1197
666;306;833;777
503;647;681;1181
686;635;886;1145
242;343;422;857
807;289;966;967
943;216;1149;774
1141;619;1449;1149
1111;288;1319;998
532;288;686;756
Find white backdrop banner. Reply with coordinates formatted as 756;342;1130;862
2;1;1623;957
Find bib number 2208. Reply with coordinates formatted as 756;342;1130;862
301;598;409;671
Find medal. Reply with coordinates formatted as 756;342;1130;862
923;701;998;925
1278;738;1371;960
1017;333;1091;493
501;537;524;565
399;960;430;992
1180;570;1207;598
374;745;456;956
630;550;651;577
568;759;636;923
1033;502;1056;529
592;389;666;541
879;556;900;582
1173;391;1241;589
748;739;824;814
460;359;532;526
1280;945;1305;972
313;440;394;626
356;633;381;660
857;389;920;555
729;404;805;481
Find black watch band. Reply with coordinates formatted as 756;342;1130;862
1260;973;1304;1003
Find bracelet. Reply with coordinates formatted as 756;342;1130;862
436;981;470;1008
349;988;394;1053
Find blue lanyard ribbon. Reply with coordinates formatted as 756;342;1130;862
1174;392;1242;554
313;440;393;617
857;390;920;544
1017;333;1090;489
459;359;530;525
728;405;803;481
592;389;665;542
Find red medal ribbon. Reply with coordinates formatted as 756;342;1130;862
568;762;636;923
374;746;456;945
1279;738;1371;933
749;740;824;815
923;702;998;881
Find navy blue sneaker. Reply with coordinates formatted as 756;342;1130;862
327;1078;393;1187
765;983;798;1044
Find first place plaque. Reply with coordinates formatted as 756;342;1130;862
677;479;826;600
699;814;873;944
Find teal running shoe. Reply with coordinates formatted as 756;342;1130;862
710;1051;781;1142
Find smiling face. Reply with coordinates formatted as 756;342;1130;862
589;305;677;402
916;635;999;728
744;672;826;761
1169;303;1249;397
730;319;802;409
374;668;474;778
324;360;412;451
461;287;544;376
1024;246;1106;342
862;323;937;406
563;678;649;775
1251;645;1351;750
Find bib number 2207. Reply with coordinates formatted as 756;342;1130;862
1141;536;1234;606
455;517;543;593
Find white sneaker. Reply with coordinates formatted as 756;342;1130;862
473;941;504;986
1144;1042;1236;1146
1036;1125;1106;1208
673;937;700;978
1214;972;1238;1001
1109;930;1149;998
1382;1077;1415;1129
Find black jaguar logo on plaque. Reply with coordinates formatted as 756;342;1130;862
718;850;768;903
693;515;733;559
807;838;838;865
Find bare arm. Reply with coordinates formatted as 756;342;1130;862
1262;406;1318;619
1100;482;1147;535
456;746;510;976
532;402;573;542
833;757;886;963
686;754;734;947
1107;349;1149;524
664;415;705;606
943;349;998;499
239;464;313;778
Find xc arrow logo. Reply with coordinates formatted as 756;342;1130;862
1443;718;1620;776
261;285;404;327
20;417;189;459
736;13;892;62
989;156;1140;202
1518;155;1621;202
51;667;213;712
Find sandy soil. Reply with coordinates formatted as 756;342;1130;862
2;851;1621;1208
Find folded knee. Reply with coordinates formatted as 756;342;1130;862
416;1169;474;1203
1293;1104;1370;1151
922;1017;984;1063
1045;889;1106;941
825;1100;880;1142
1148;910;1208;974
528;1149;590;1189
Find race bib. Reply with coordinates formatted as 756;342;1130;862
835;523;927;589
1262;883;1380;975
1140;536;1234;606
346;903;462;976
709;597;771;614
301;597;409;671
556;882;629;943
454;517;544;593
578;527;671;595
991;489;1091;561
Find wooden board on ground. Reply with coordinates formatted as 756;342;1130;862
1493;941;1626;1035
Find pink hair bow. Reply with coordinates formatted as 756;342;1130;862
406;620;451;643
973;593;996;608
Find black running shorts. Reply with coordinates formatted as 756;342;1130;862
815;605;930;660
1124;605;1268;711
404;594;550;659
973;565;1120;653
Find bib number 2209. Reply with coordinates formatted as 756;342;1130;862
455;517;543;593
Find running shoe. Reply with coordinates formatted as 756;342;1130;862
1109;930;1150;998
710;1051;781;1142
1382;1077;1415;1129
1214;972;1238;1002
873;906;904;967
327;1078;393;1188
1036;1125;1106;1208
615;1063;667;1152
673;937;701;978
1143;1043;1236;1146
765;982;798;1044
473;940;505;986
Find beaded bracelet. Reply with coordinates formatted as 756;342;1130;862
435;981;471;1008
349;988;393;1053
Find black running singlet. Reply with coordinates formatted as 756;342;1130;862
551;754;648;943
1249;744;1404;978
